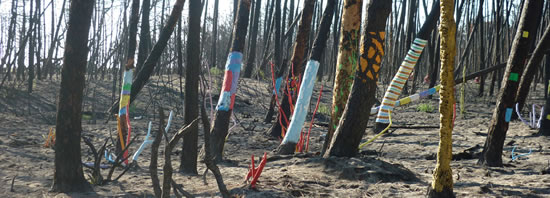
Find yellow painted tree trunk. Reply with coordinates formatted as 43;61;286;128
428;0;455;197
322;0;362;154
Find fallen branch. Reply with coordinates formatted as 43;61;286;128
10;175;16;192
171;179;194;198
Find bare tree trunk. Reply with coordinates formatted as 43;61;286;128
479;0;543;167
51;0;95;192
0;0;17;82
478;0;487;96
262;0;282;124
211;0;219;68
242;0;261;78
180;0;201;174
427;0;456;197
16;0;27;81
136;0;151;75
27;0;35;93
34;0;42;80
540;53;550;136
324;0;391;157
268;0;316;138
515;24;550;113
209;0;250;162
44;0;67;79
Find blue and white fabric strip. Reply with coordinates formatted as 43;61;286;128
281;60;320;144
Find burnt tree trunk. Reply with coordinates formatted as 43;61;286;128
276;0;336;154
136;0;151;74
242;0;261;78
211;0;219;68
180;0;201;174
263;0;282;124
479;0;543;167
322;0;363;152
209;0;250;162
268;0;316;138
515;24;550;114
51;0;95;192
324;0;391;157
540;53;550;136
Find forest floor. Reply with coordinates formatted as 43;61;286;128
1;74;550;197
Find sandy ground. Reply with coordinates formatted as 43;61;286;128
1;75;550;197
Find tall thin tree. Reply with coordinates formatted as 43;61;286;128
324;0;391;157
180;0;201;174
479;0;543;167
322;0;363;151
427;0;456;197
208;0;251;162
268;0;316;138
51;0;95;192
277;0;338;154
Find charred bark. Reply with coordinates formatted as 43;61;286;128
51;0;95;192
479;0;543;167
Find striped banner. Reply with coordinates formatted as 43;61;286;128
217;52;243;111
376;38;427;123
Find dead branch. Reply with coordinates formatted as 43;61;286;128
150;108;165;198
106;135;138;181
171;179;195;198
201;102;231;198
82;137;109;185
161;118;199;198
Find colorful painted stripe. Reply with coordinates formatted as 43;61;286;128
119;70;132;115
379;85;440;113
376;38;427;123
505;108;513;122
217;52;243;111
274;77;283;95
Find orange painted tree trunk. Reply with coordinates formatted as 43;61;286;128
322;0;363;154
324;0;391;157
